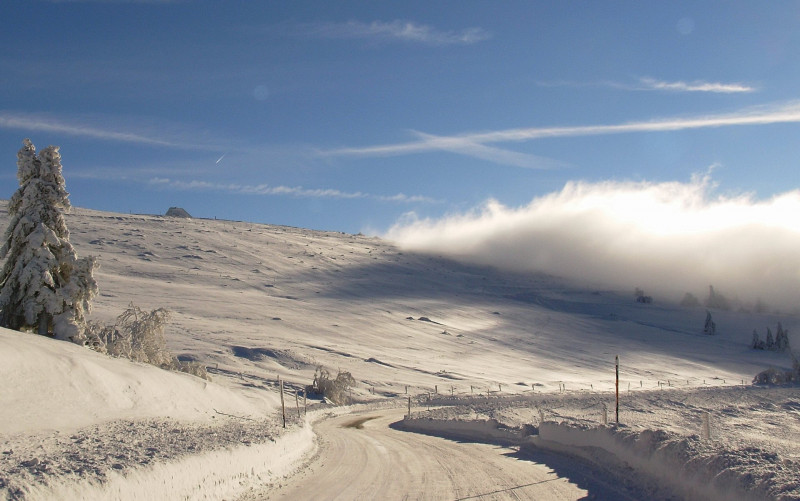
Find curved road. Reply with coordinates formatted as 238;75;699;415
254;409;644;500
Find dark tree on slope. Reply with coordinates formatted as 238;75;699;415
703;310;716;335
775;323;790;352
0;139;98;343
704;285;730;310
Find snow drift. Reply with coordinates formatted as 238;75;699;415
400;415;798;501
0;328;277;434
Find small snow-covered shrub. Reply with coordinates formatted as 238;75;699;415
753;367;794;385
306;366;355;405
88;304;209;380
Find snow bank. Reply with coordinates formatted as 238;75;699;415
401;416;797;501
394;416;532;445
21;420;314;501
537;422;762;501
0;328;277;434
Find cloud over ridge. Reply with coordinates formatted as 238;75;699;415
386;175;800;310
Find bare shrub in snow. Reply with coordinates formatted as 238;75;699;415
89;304;208;380
307;366;355;405
0;139;98;343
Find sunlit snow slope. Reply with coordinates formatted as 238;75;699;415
2;202;795;412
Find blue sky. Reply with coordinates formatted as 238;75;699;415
3;1;800;235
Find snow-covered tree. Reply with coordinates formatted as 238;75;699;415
704;285;730;310
752;329;765;350
775;323;790;352
703;310;716;335
765;327;774;350
0;139;98;343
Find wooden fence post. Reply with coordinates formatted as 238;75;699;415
615;355;619;425
279;377;286;428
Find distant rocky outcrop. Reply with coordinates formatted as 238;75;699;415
166;207;192;218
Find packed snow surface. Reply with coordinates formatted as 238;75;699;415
0;202;797;499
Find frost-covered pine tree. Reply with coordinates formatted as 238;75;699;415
703;310;716;335
765;327;774;350
0;139;98;343
752;329;764;350
775;323;789;352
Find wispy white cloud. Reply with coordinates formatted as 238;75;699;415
304;20;491;46
0;111;217;150
323;100;800;162
386;173;800;310
638;77;756;93
408;131;564;169
150;178;439;204
535;77;756;94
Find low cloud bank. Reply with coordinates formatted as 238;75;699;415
386;176;800;311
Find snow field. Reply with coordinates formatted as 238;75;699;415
1;202;798;499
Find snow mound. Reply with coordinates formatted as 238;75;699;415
0;329;277;434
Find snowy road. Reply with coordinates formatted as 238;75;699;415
257;409;643;501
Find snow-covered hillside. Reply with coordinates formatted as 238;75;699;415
44;204;797;396
1;202;797;499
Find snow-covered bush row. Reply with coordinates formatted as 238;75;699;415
751;323;791;352
753;353;800;385
20;420;315;501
